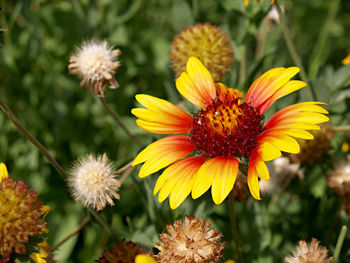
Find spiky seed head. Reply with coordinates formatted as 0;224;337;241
284;238;333;263
68;153;120;211
68;40;121;97
156;215;224;263
98;241;153;263
169;23;234;82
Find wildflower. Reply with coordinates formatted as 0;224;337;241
30;241;50;263
342;54;350;65
0;162;8;181
135;255;157;263
132;57;328;208
284;238;333;263
98;241;152;263
0;176;47;257
156;216;224;263
288;124;334;166
68;40;121;97
328;155;350;213
68;153;120;211
245;0;275;6
169;23;234;82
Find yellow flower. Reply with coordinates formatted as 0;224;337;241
342;54;350;65
0;162;9;181
225;260;236;263
30;241;50;263
132;57;328;209
170;23;234;82
135;254;157;263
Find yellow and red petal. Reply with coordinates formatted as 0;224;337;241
257;80;307;114
211;157;239;205
132;94;193;134
258;132;300;154
247;163;261;200
216;83;243;103
176;57;217;108
133;136;195;178
254;142;282;162
192;156;239;205
154;157;205;209
265;102;328;129
245;67;301;114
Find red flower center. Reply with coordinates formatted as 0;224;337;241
190;94;264;159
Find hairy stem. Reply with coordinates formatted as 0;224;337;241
229;191;244;263
51;216;91;252
275;0;315;100
0;97;67;180
99;97;141;147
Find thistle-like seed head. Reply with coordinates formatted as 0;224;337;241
68;40;121;97
68;153;120;211
284;238;333;263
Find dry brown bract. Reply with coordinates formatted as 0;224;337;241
69;40;121;97
156;216;224;263
284;238;333;263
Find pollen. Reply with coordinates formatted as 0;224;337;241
190;89;264;159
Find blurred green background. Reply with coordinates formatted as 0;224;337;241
1;0;350;262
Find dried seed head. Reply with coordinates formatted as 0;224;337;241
68;40;121;97
0;178;46;258
157;216;224;263
328;155;350;213
170;23;234;82
98;241;153;263
288;124;334;166
284;238;333;263
68;153;120;211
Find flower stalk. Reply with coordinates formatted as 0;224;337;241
229;191;244;263
333;225;347;263
275;0;316;100
50;216;91;252
0;97;67;180
99;97;141;146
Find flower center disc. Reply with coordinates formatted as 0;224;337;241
190;95;264;159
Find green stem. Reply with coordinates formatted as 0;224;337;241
333;225;347;263
51;216;91;252
99;97;141;147
308;0;340;80
0;97;67;180
89;208;118;241
275;0;315;100
229;191;244;263
239;44;247;90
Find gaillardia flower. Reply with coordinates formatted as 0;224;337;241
0;166;47;258
132;57;328;209
98;241;152;263
170;23;234;82
156;216;224;263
